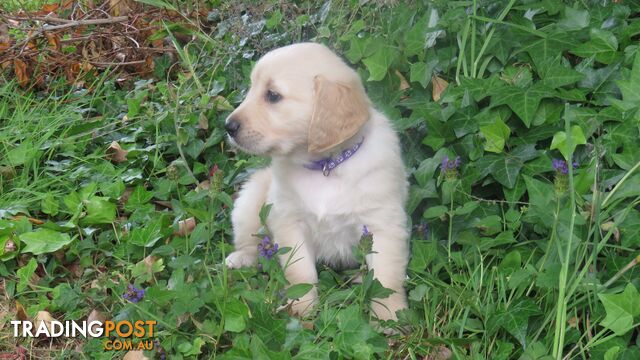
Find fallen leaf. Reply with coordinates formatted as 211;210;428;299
425;345;453;360
195;180;210;192
431;74;449;102
10;215;44;225
106;141;128;163
35;311;55;335
118;187;134;206
174;217;196;236
14;59;29;87
0;165;15;179
396;70;410;91
600;221;620;242
143;255;159;274
87;309;107;334
15;302;28;321
198;112;209;130
123;350;149;360
45;33;60;51
42;3;59;12
153;200;173;209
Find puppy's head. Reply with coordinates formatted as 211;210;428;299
225;43;370;156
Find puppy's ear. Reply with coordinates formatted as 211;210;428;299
308;75;370;153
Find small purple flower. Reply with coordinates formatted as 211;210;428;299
441;156;462;171
552;158;578;175
257;235;279;260
414;222;429;239
441;156;462;179
362;225;370;236
123;284;145;303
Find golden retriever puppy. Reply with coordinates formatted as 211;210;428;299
224;43;409;321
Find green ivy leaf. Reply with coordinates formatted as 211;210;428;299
557;7;590;31
224;298;249;333
20;229;73;255
571;29;619;64
491;83;555;127
522;32;577;76
362;46;399;81
486;298;541;347
498;250;521;275
82;197;116;225
614;50;640;109
541;63;585;89
41;192;59;216
128;218;163;247
550;125;587;160
410;59;438;88
125;185;154;211
598;284;640;336
475;153;523;189
480;117;511;153
16;258;37;292
423;205;448;219
286;283;313;299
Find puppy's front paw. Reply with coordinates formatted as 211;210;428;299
371;292;407;321
225;250;257;269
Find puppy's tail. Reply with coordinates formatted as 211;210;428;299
230;168;272;254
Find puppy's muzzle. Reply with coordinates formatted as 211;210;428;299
225;117;241;137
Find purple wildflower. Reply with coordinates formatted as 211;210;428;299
414;222;429;239
362;225;370;236
441;156;461;171
123;284;145;303
441;156;462;180
257;235;279;260
552;159;578;175
154;339;166;359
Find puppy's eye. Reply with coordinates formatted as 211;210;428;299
265;90;282;104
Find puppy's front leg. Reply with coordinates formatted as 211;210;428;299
365;224;409;321
272;222;318;316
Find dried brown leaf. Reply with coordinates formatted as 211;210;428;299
15;302;28;321
195;180;210;192
396;70;410;91
106;141;128;163
14;59;29;87
424;345;453;360
198;112;209;130
35;311;55;335
45;33;60;51
431;74;449;102
175;217;196;236
42;4;59;13
87;309;107;334
600;221;620;242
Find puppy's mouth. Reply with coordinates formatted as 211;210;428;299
227;132;271;156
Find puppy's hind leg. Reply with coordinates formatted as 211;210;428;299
225;168;272;269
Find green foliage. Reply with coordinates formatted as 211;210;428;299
2;0;640;358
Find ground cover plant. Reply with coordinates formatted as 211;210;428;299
1;0;640;358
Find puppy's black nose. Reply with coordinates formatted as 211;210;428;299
225;118;241;137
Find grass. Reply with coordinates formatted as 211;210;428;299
2;1;640;359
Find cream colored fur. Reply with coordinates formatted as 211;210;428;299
224;43;409;321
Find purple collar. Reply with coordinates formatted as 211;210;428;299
304;137;365;176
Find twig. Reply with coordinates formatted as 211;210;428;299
2;15;80;24
4;16;129;55
89;60;146;66
603;254;640;288
41;16;129;31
